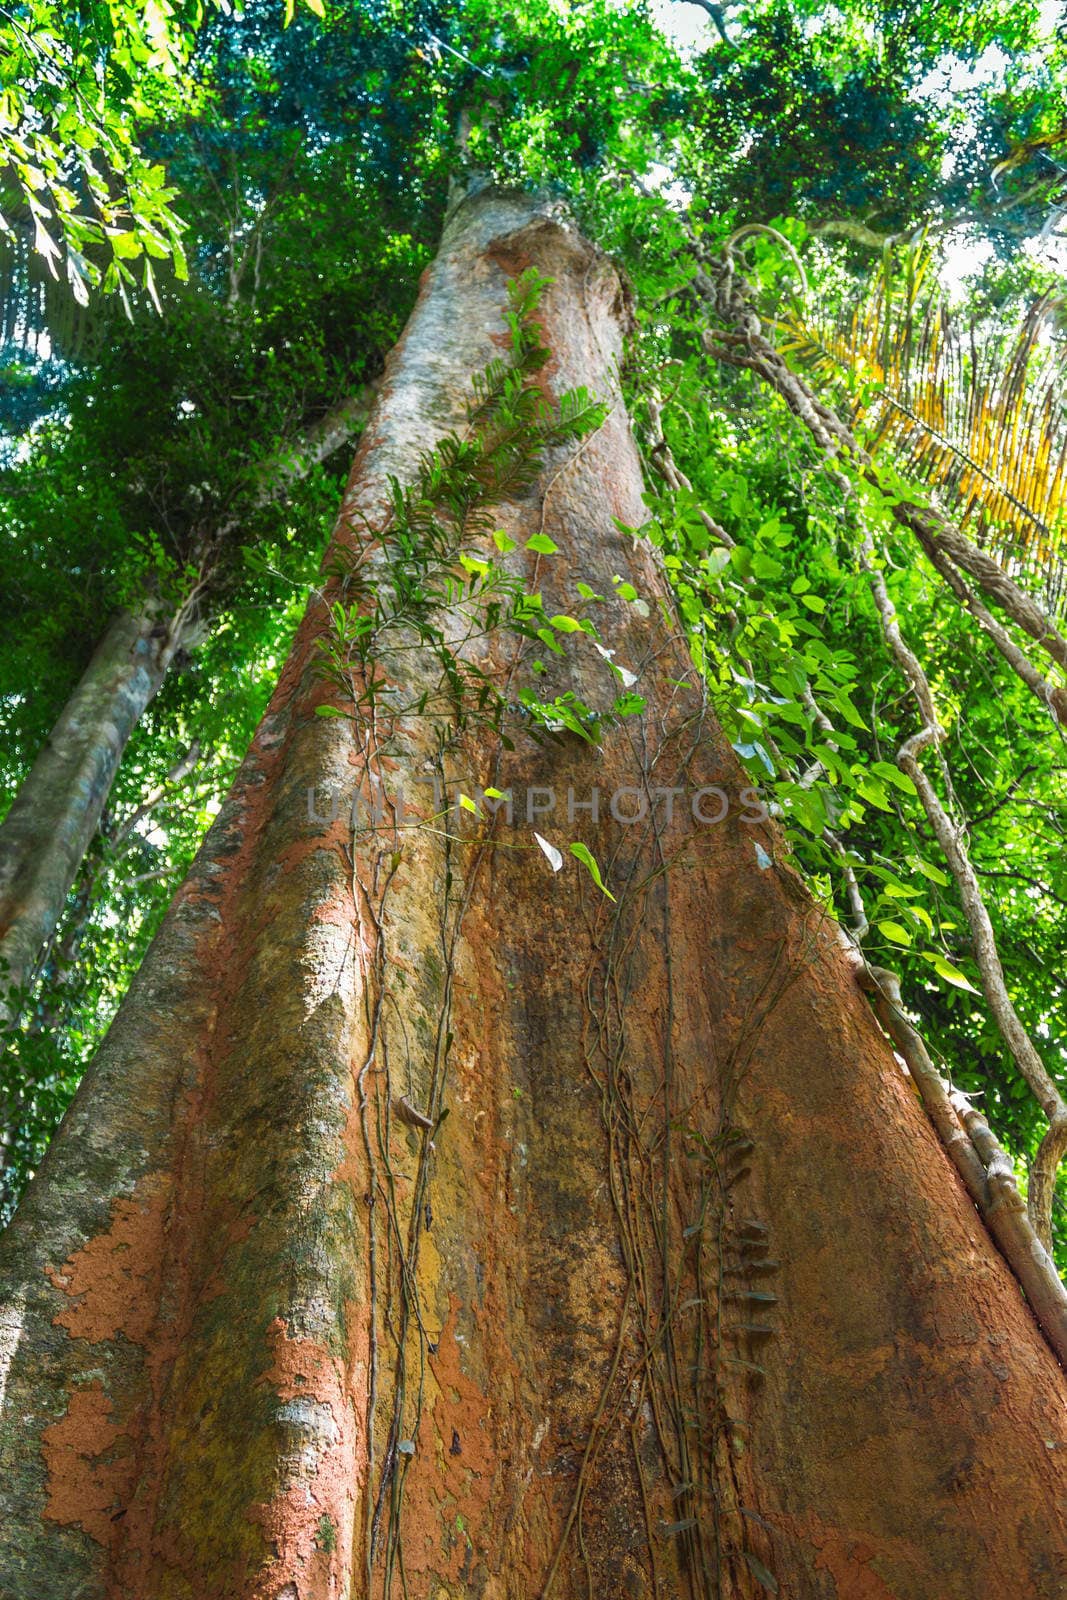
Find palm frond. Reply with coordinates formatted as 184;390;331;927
776;250;1067;613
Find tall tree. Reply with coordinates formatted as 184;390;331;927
1;183;1064;1600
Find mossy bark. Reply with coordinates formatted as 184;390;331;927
0;188;1064;1600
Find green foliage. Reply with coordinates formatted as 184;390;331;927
674;0;1067;249
0;0;219;310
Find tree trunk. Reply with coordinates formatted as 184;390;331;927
0;187;1064;1600
0;606;175;1035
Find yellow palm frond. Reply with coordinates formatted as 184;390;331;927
775;250;1067;612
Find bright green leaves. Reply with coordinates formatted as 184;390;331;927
517;688;601;744
0;0;219;306
872;762;917;795
547;613;593;635
828;690;869;733
569;841;615;901
750;550;784;582
920;951;981;993
532;834;613;900
612;574;650;616
526;533;560;555
637;381;1008;1071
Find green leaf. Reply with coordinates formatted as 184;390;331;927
921;952;981;993
751;551;784;580
872;760;917;794
109;229;143;261
569;842;616;901
783;784;826;834
877;920;912;946
913;859;951;886
832;692;868;731
493;530;518;553
526;533;559;555
742;1552;779;1594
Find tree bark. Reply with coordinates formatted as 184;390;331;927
0;606;175;1034
0;187;1065;1600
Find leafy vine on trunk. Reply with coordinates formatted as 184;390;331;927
314;267;629;1592
629;218;1067;1355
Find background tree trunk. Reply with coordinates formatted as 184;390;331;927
0;387;372;1058
0;187;1064;1600
0;607;175;1035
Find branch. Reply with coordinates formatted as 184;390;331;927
971;865;1067;911
811;218;907;249
811;177;1064;254
919;519;1067;685
162;383;377;656
110;741;203;851
261;385;378;499
674;0;731;43
913;536;1067;725
860;524;1067;1250
644;390;734;548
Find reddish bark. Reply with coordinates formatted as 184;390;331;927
0;188;1064;1600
